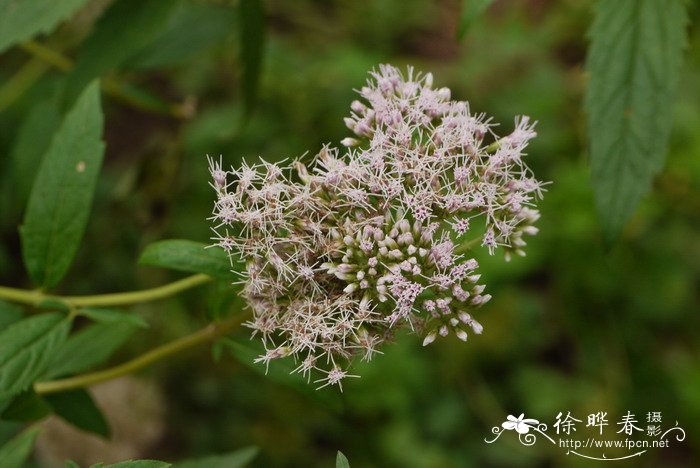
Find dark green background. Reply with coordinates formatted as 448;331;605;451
1;1;699;466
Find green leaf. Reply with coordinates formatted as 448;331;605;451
457;0;494;39
46;321;138;379
65;462;81;468
128;2;238;70
93;461;171;468
0;427;40;468
0;0;91;53
0;313;71;401
45;389;110;438
585;0;689;241
175;446;259;468
336;451;350;468
139;240;233;280
80;308;149;329
0;301;24;332
64;0;178;102
239;0;266;115
1;390;52;422
10;99;62;210
20;82;105;289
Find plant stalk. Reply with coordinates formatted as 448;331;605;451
34;313;248;395
0;274;212;308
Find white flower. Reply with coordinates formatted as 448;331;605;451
502;414;540;434
209;64;544;388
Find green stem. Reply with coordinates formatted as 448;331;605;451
34;313;248;395
0;274;212;308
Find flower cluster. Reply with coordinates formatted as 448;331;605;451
210;65;544;389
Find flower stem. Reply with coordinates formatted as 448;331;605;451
34;313;248;395
0;274;213;308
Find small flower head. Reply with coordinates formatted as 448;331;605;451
209;65;544;388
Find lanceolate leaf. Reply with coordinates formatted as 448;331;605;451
585;0;688;241
128;2;238;70
239;0;266;116
45;389;110;438
139;240;233;280
0;301;24;332
457;0;494;39
46;321;139;379
336;451;350;468
175;446;259;468
20;81;105;289
10;99;62;210
80;307;149;329
0;313;71;401
65;0;178;103
0;0;91;53
0;427;41;468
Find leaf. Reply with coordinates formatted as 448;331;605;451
80;307;149;329
20;81;105;289
175;446;259;468
457;0;494;39
239;0;266;115
584;0;689;241
45;321;138;379
0;313;71;401
0;0;91;53
93;461;172;468
139;240;233;280
45;389;110;438
336;451;350;468
0;390;52;422
0;301;24;332
10;99;62;210
64;0;178;102
128;2;238;70
65;462;81;468
0;427;40;468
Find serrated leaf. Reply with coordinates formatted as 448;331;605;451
80;308;149;329
94;461;171;468
65;0;178;102
10;99;62;210
175;446;259;468
239;0;266;116
336;451;350;468
139;240;233;280
20;82;105;289
0;427;40;468
0;0;91;53
1;390;52;422
0;313;71;401
0;301;24;332
45;389;110;438
585;0;688;241
45;321;138;379
128;2;238;70
457;0;494;39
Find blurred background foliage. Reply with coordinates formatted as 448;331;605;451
1;0;699;466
